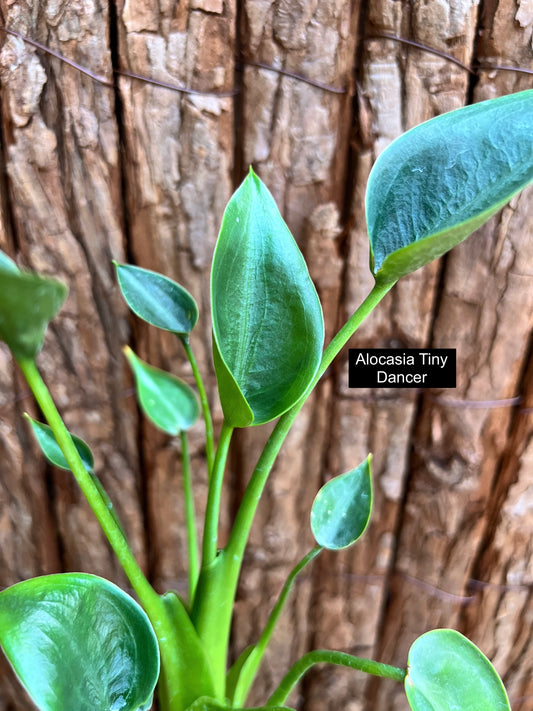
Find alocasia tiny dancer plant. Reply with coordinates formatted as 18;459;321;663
0;88;532;711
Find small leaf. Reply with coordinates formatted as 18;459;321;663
115;262;198;335
124;346;199;435
25;415;94;472
0;269;68;359
366;89;533;285
211;169;324;427
311;455;372;549
405;629;511;711
0;573;160;711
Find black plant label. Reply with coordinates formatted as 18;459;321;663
349;349;456;388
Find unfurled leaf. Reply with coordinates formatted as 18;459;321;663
0;573;160;711
211;169;324;427
25;415;94;472
405;629;511;711
0;266;68;359
124;346;199;435
311;455;372;549
115;262;198;335
366;89;533;285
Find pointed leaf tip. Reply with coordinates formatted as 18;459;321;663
124;346;199;435
311;455;372;549
211;170;324;427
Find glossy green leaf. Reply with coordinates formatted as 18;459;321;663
367;89;533;285
185;698;294;711
115;262;198;335
0;573;160;711
25;415;95;472
211;169;324;427
310;455;372;549
0;268;68;359
25;415;127;538
159;591;216;705
124;346;199;435
405;629;511;711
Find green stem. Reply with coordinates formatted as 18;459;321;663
181;336;215;475
181;430;199;602
227;280;393;562
17;357;191;710
191;282;393;698
266;649;406;706
232;546;323;706
17;357;158;609
201;418;234;568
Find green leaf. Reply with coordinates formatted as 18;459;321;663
185;699;294;711
0;573;160;711
310;455;372;549
0;269;68;359
25;415;95;472
124;346;200;435
115;262;198;335
25;415;128;539
405;629;511;711
211;169;324;427
0;249;20;273
366;89;533;285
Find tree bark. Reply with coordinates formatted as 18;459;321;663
0;1;532;710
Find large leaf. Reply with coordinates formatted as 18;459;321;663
0;256;68;359
211;169;324;427
124;346;199;435
115;262;198;335
0;573;160;711
405;629;511;711
366;89;533;285
310;455;372;549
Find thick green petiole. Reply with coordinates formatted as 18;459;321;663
181;336;215;475
231;545;323;705
192;282;393;700
266;649;406;706
200;418;234;568
181;430;199;602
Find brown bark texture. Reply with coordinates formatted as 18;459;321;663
0;1;532;710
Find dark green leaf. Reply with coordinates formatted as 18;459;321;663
310;455;372;549
405;629;511;711
0;249;19;273
211;169;324;427
0;270;68;359
367;89;533;285
115;262;198;335
124;346;199;435
25;415;94;472
0;573;160;711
